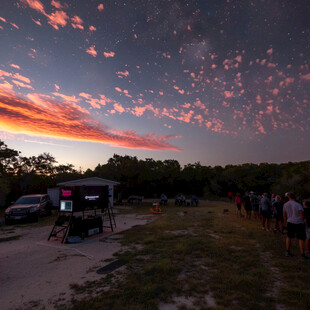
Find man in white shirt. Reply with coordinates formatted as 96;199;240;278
283;192;308;258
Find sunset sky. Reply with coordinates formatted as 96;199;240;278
0;0;309;170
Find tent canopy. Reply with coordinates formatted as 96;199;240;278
57;177;119;187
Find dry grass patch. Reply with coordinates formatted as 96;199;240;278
67;201;310;310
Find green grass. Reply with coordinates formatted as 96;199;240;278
67;201;310;310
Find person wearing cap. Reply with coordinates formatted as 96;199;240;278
283;192;308;258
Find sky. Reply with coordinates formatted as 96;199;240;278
0;0;309;171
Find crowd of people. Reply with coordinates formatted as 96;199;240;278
159;193;199;206
234;191;310;259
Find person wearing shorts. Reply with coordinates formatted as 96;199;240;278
261;193;272;231
283;192;308;259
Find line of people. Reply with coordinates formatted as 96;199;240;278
235;191;310;259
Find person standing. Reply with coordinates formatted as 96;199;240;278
283;192;308;258
261;193;272;231
249;191;260;220
273;195;284;233
235;193;242;217
242;192;252;220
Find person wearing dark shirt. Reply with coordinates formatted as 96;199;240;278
242;192;252;220
273;195;283;233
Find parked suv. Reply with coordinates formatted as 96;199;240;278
4;194;52;224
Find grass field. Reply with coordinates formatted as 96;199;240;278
66;201;310;310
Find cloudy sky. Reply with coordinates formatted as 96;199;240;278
0;0;309;170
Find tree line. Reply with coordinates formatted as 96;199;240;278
1;139;309;207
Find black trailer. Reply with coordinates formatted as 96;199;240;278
48;177;119;243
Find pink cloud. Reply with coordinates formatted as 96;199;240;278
97;3;104;11
12;80;33;90
0;17;7;23
79;92;92;99
52;92;80;103
182;103;191;109
131;106;147;117
51;0;63;9
266;48;273;55
266;105;273;115
54;84;60;91
10;23;19;29
224;91;234;98
86;45;97;57
13;73;31;84
21;0;69;30
177;110;194;123
300;73;310;81
113;103;125;114
71;15;83;30
10;64;20;69
89;25;96;31
47;10;69;29
21;0;45;14
0;87;181;150
284;77;294;86
115;87;122;92
267;63;276;68
103;51;115;58
235;55;242;63
0;81;14;90
0;69;12;77
116;70;129;77
256;95;262;104
272;88;279;96
32;18;42;26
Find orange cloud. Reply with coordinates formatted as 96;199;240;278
22;0;69;30
0;87;181;151
13;73;31;84
10;23;19;29
0;17;7;23
89;25;96;31
32;18;42;26
21;0;45;14
103;51;115;58
10;64;20;69
12;80;34;90
71;15;83;30
97;4;104;11
116;70;129;77
86;45;97;57
47;10;68;29
79;92;92;99
52;92;80;103
51;0;63;9
113;103;125;113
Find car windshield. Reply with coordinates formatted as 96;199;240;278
15;197;41;205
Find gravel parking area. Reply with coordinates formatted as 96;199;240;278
0;211;155;310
